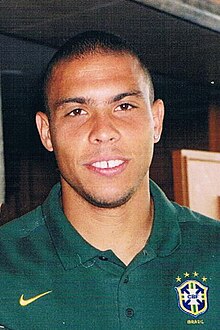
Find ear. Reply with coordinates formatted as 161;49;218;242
35;112;53;152
152;99;164;143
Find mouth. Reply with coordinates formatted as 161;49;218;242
85;158;128;176
91;159;124;169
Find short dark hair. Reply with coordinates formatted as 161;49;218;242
43;30;154;113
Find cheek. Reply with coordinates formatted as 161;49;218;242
132;124;155;161
50;122;77;149
130;118;154;144
52;118;89;144
50;126;75;164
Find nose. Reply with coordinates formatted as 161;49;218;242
88;114;121;144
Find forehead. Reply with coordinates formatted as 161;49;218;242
46;53;150;109
49;52;146;85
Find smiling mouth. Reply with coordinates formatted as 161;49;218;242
91;159;124;169
85;158;128;176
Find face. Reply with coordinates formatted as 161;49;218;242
36;52;164;208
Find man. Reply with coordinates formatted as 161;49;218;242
0;31;219;329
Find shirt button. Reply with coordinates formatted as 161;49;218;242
125;308;134;318
123;276;129;284
99;256;108;261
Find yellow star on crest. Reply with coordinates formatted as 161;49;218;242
176;276;181;282
184;272;190;277
193;271;199;277
202;276;207;282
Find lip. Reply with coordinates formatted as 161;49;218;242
84;157;129;177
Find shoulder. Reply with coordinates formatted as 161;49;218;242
150;179;220;249
172;201;220;248
151;179;220;234
0;206;44;239
0;183;61;239
0;204;60;276
173;201;220;228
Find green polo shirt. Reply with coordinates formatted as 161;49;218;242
0;181;219;329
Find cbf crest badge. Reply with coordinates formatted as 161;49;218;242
175;272;209;317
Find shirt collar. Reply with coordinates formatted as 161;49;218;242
148;180;181;256
41;180;181;270
41;183;101;270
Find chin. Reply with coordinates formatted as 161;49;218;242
62;176;136;209
81;189;134;209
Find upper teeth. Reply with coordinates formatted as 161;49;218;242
92;160;124;169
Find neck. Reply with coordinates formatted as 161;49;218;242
61;179;153;265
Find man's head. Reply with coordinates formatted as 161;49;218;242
43;30;154;115
36;31;164;209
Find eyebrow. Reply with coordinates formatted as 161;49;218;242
54;97;88;109
110;90;143;103
54;90;143;110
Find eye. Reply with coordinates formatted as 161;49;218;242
115;103;135;112
68;108;87;116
